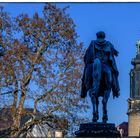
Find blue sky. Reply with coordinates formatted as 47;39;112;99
2;2;140;125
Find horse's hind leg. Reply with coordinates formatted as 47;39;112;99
95;97;99;121
89;93;97;122
89;93;99;122
102;89;111;123
89;58;101;122
102;64;112;123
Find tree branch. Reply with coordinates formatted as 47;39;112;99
33;84;58;114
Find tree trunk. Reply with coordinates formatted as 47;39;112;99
11;45;45;137
11;82;27;137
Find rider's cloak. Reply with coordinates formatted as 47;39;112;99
81;39;120;98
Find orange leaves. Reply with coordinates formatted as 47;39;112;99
13;39;19;47
73;69;81;79
18;16;30;27
32;15;45;29
18;22;22;27
12;42;28;57
38;21;44;28
0;4;87;128
24;17;30;21
25;30;31;35
28;54;35;62
65;72;71;78
0;20;2;29
59;30;66;38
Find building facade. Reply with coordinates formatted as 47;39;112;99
128;40;140;137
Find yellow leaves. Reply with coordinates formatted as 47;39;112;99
32;20;37;28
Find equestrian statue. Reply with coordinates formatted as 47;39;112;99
81;31;120;123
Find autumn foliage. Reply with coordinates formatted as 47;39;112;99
0;4;88;137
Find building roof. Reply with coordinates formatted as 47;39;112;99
0;107;69;137
117;122;128;137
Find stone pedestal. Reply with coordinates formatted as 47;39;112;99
75;122;120;138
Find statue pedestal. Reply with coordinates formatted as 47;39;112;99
75;122;120;138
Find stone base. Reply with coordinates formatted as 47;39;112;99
128;113;140;137
75;122;120;138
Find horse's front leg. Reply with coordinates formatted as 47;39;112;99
102;89;111;123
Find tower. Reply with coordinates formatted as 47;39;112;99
128;40;140;137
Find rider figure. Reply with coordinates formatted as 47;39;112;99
81;31;120;123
